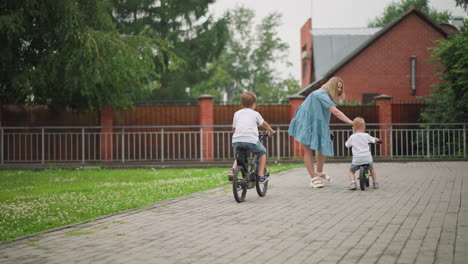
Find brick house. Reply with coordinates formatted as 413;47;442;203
299;8;458;103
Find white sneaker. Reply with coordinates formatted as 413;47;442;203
309;177;324;188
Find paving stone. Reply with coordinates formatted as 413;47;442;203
0;162;467;263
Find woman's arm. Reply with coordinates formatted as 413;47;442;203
329;106;353;125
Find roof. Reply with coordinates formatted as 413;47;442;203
298;8;450;97
312;27;382;35
311;27;382;80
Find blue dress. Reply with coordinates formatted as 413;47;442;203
288;88;336;156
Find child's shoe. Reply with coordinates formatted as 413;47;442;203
227;168;235;181
348;182;357;190
373;182;379;189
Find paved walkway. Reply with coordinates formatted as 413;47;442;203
1;161;467;264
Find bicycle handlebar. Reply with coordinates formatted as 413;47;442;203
259;132;274;141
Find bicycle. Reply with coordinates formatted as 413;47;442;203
357;140;382;191
232;133;271;203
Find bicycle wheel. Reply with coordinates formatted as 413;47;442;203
233;167;247;203
359;167;366;191
256;169;268;197
365;171;370;187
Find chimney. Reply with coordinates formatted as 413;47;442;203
300;18;315;88
451;16;465;30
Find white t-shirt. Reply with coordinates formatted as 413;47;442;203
345;132;376;165
232;108;264;144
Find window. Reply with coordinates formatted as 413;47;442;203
302;62;308;80
301;44;308;80
410;56;417;95
362;93;380;104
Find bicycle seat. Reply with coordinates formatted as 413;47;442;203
235;147;248;163
235;146;250;152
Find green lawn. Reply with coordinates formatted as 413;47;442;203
0;164;300;241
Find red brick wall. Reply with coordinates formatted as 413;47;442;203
335;13;445;102
199;95;214;161
376;96;393;156
300;19;313;88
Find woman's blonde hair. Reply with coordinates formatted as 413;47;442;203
241;91;257;107
322;76;345;103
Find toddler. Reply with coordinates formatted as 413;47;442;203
345;117;380;190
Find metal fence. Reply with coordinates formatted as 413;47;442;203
1;123;466;164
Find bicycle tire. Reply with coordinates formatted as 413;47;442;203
359;167;366;191
365;174;370;187
233;167;247;203
256;170;268;197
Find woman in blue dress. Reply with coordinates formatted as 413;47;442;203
289;77;353;188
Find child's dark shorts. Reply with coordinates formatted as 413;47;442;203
350;162;374;172
233;141;266;156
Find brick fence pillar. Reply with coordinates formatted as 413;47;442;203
375;95;393;157
288;95;305;158
100;106;113;161
198;95;214;161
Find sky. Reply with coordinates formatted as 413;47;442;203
209;0;467;81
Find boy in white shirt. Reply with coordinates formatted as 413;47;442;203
345;117;380;190
229;91;275;181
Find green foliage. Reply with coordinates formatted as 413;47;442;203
421;24;468;123
0;0;158;110
111;0;229;100
368;0;452;27
193;7;301;103
455;0;468;10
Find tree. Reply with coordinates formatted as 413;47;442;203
111;0;229;100
192;7;300;102
0;0;157;110
368;0;452;27
421;24;468;123
455;0;468;10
